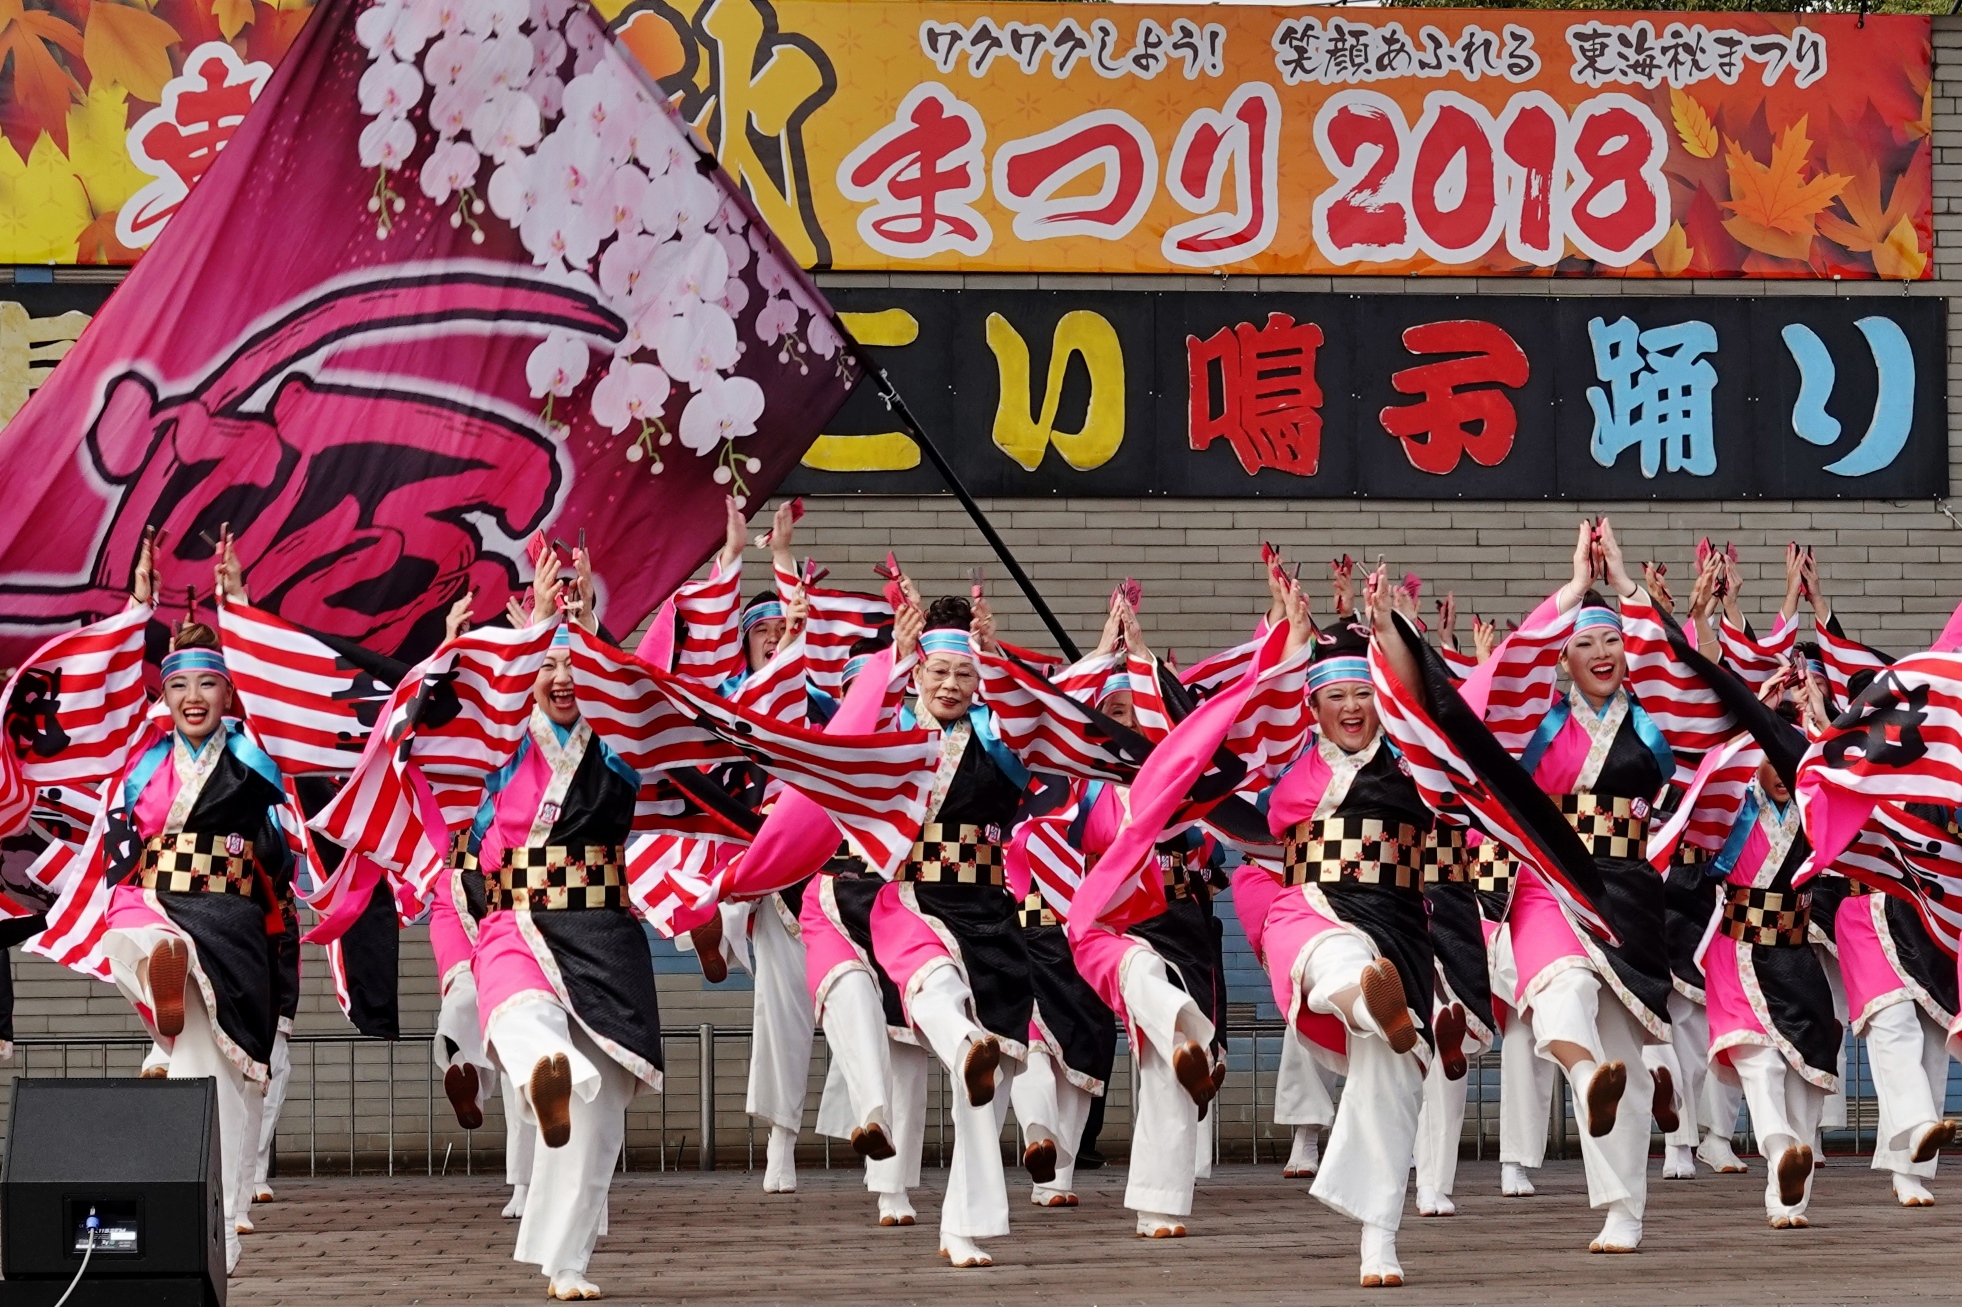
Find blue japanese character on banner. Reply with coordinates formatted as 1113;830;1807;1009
1586;316;1719;477
1781;317;1916;478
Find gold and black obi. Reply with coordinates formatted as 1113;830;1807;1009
1421;825;1468;886
896;822;1006;887
491;844;627;911
138;831;256;896
1720;884;1811;947
1558;792;1650;859
1282;816;1423;892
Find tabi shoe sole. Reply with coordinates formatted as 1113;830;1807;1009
445;1063;484;1130
1023;1139;1058;1185
878;1214;917;1227
851;1123;896;1162
1588;1241;1640;1254
690;918;727;984
1776;1145;1813;1208
963;1036;1001;1108
1035;1193;1077;1208
1173;1040;1217;1109
1584;1061;1627;1139
1359;959;1417;1054
1911;1120;1958;1165
1435;1003;1468;1081
1360;1275;1405;1288
1283;1167;1318;1179
531;1054;574;1150
1769;1216;1810;1230
1650;1063;1679;1135
150;938;189;1039
1898;1193;1935;1209
1138;1226;1187;1239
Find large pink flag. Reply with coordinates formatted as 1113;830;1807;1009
0;0;858;667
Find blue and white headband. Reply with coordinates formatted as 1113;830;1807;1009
1571;606;1622;638
739;599;785;636
1803;657;1826;677
550;623;573;649
161;648;229;682
1098;670;1133;703
842;652;873;686
1307;656;1369;693
918;629;974;661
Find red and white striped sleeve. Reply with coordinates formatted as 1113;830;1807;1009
1437;644;1478;682
1179;625;1267;697
796;579;892;700
731;634;809;727
1479;595;1572;757
1815;612;1891;707
672;558;744;688
1052;651;1119;700
1620;588;1735;755
1367;638;1469;815
1125;652;1172;743
977;645;1141;782
1220;640;1312;784
1716;614;1796;689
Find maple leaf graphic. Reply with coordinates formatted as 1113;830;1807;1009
1720;115;1850;262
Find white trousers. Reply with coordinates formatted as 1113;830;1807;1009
1643;991;1706;1147
1498;1019;1556;1167
1730;1044;1824;1219
1296;930;1425;1231
746;895;814;1132
1818;946;1850;1131
488;997;604;1109
251;1030;292;1188
165;985;255;1273
910;962;1014;1239
1120;947;1213;1217
1528;966;1651;1214
1414;1051;1467;1197
505;1020;635;1279
816;967;927;1195
1866;999;1951;1177
1273;1024;1336;1127
870;1043;929;1196
501;1067;538;1188
434;969;497;1099
1009;1043;1093;1197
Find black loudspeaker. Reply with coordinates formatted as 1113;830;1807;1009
1;1078;226;1306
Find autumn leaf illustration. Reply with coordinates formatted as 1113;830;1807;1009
83;1;180;103
1670;89;1717;161
1873;216;1926;281
1720;116;1850;262
1818;140;1927;261
0;0;85;149
212;0;254;43
1651;223;1693;276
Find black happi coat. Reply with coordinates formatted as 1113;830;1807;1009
1312;745;1437;1048
507;736;664;1077
1424;876;1495;1036
889;733;1033;1048
121;746;288;1069
1566;717;1675;1034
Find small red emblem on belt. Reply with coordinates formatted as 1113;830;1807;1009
225;834;244;856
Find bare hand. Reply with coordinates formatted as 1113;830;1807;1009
1558;519;1594;609
130;526;162;607
777;590;808;654
1472;616;1499;664
1330;559;1356;619
1801;548;1826;620
573;542;596;627
214;522;247;605
757;499;797;561
530;547;565;626
1117;596;1148;658
1094;597;1125;658
970;595;999;654
505;595;530;628
1437;592;1458;646
1364;565;1397;638
717;496;746;570
1281;574;1314;659
444;590;475;644
1596;518;1635;598
893;601;924;661
1686;552;1720;622
1643;563;1674;616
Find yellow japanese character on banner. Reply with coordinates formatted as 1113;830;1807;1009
988;310;1125;472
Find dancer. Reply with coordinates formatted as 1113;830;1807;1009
1413;819;1491;1217
1247;566;1438;1287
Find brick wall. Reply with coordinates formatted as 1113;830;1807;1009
8;13;1962;1156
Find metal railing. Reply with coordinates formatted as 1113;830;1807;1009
0;1024;1924;1177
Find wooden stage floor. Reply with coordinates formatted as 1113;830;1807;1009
230;1158;1951;1305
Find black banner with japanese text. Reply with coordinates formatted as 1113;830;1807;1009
793;289;1945;500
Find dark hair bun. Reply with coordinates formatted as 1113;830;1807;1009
925;595;972;631
847;635;891;658
171;622;220;652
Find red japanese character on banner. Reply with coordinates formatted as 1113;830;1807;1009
1163;83;1280;269
837;82;991;259
1187;312;1324;477
117;43;273;250
1377;320;1529;474
992;109;1157;243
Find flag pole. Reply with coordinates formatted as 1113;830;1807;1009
861;358;1082;662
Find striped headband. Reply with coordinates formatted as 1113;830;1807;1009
1307;656;1369;692
161;648;229;682
1098;670;1133;703
739;599;785;635
550;623;572;649
918;629;974;660
1803;657;1826;676
842;652;873;685
1571;606;1622;637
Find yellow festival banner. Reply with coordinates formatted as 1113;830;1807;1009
600;1;1931;279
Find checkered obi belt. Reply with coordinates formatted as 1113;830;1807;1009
897;823;1005;887
1470;838;1513;896
1720;884;1811;947
1155;851;1194;900
448;831;479;874
1281;817;1422;892
490;845;627;912
138;832;255;895
1674;842;1706;869
1845;878;1874;897
1558;793;1649;859
1422;826;1468;886
1017;891;1058;929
